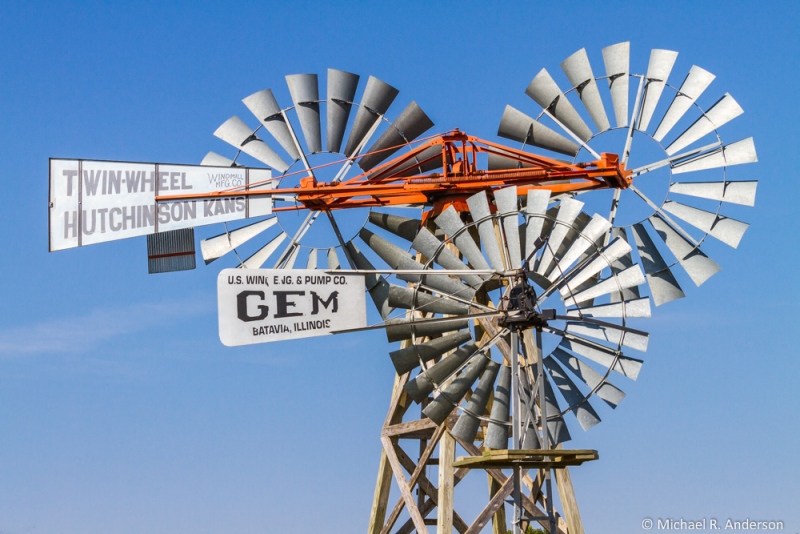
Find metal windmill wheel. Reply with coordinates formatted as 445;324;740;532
498;42;757;306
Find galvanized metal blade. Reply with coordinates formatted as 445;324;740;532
670;180;757;207
345;240;393;318
524;189;551;266
562;264;645;307
559;336;643;380
388;285;470;315
653;66;715;142
384;317;470;344
242;89;301;160
451;361;502;442
526;69;593;142
240;231;287;269
665;94;744;155
213;116;290;173
411;228;485;288
344;76;399;157
285;74;322;154
566;296;651;318
434;206;492;272
555;236;630;294
404;341;479;403
326;69;360;153
200;217;278;264
372;144;447;180
630;223;685;306
358;102;434;171
327;247;340;270
201;151;238;167
368;211;421;242
547;213;611;281
663;201;749;248
544;356;601;431
516;372;542;449
638;48;679;131
648;214;721;286
536;198;584;276
306;249;318;269
671;137;757;174
561;48;610;132
423;354;489;425
390;330;473;376
608;228;641;304
601;41;630;128
488;152;533;170
526;360;571;445
551;348;625;409
494;186;522;268
467;191;505;271
497;105;579;156
565;321;649;352
484;365;511;449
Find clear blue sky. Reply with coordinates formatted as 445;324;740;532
1;1;798;533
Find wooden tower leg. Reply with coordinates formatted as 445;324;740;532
437;430;455;533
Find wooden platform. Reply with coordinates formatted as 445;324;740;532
453;449;599;469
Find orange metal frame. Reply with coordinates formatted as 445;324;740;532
158;130;632;217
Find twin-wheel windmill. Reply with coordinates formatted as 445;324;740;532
48;42;757;533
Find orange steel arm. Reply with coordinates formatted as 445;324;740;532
158;129;632;216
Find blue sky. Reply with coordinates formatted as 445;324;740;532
1;1;798;533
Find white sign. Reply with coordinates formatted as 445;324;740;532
217;269;367;346
49;158;274;251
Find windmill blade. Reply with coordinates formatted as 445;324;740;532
484;365;511;450
630;223;685;306
344;76;400;157
536;198;584;276
551;348;625;409
671;137;757;174
368;211;421;242
306;249;318;269
451;361;502;442
390;330;473;375
466;191;505;271
285;74;322;154
555;236;632;295
359;227;477;300
327;69;360;153
561;48;610;132
524;189;551;265
404;341;479;402
239;232;287;269
544;356;601;431
327;247;340;270
648;214;721;286
497;105;579;156
608;228;641;303
242;89;301;160
358;102;434;171
423;354;490;425
670;180;757;207
547;213;611;280
665;94;744;155
372;144;448;180
526;69;593;142
201;151;238;167
559;336;643;380
525;361;571;445
385;317;470;344
653;66;716;142
601;41;630;128
663;201;749;248
565;320;649;352
566;297;652;318
488;152;534;170
411;228;485;288
213;116;290;173
200;217;278;264
516;372;541;450
283;245;300;269
562;264;645;307
638;48;679;131
388;285;470;315
345;240;393;318
494;186;522;268
434;206;492;272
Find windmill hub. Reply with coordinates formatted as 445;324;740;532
499;276;556;330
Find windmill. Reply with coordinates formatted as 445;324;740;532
48;42;757;533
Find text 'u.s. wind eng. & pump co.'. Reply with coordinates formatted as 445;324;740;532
217;269;367;346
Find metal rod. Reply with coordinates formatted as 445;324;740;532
510;328;522;534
